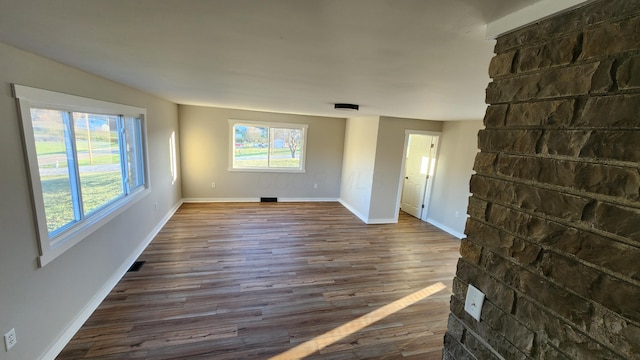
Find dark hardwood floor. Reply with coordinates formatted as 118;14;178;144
57;202;461;359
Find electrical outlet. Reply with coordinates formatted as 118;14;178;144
313;183;318;189
464;285;485;321
4;328;16;351
211;182;216;188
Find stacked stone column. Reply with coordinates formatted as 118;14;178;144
443;1;640;359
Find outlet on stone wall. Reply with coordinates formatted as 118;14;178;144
464;285;484;321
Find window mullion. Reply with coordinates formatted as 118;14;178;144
62;111;84;221
117;116;130;194
136;118;145;186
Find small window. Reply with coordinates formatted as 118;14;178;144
229;120;308;172
14;85;150;266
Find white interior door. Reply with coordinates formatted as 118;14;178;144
420;136;438;221
401;134;432;218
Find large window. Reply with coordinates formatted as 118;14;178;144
230;120;308;172
14;85;149;266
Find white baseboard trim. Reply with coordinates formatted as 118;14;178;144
183;197;260;203
183;197;339;203
338;199;368;223
426;218;466;239
367;218;398;224
337;199;399;224
41;200;184;360
278;197;339;202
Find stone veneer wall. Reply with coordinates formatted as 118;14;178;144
443;1;640;359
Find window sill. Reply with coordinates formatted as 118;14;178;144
39;187;150;267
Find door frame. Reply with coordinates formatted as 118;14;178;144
395;130;442;222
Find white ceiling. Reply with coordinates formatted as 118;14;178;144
0;0;547;120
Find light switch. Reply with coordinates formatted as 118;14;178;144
464;284;485;321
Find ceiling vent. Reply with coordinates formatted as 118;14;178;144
334;103;359;111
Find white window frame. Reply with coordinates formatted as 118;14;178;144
13;84;151;267
229;119;308;173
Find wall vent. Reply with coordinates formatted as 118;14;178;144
260;197;278;202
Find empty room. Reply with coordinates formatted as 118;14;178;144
0;1;638;359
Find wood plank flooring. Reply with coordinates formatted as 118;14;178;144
57;202;461;360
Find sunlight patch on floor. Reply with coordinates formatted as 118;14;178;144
269;282;447;360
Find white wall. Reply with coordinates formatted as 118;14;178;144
369;116;442;222
0;42;181;360
427;120;484;238
338;116;380;221
339;116;442;224
178;105;346;201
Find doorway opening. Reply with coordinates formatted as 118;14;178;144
399;131;440;222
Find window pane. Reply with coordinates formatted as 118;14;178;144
73;113;124;215
234;124;268;168
270;128;302;168
31;109;77;234
124;116;144;190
